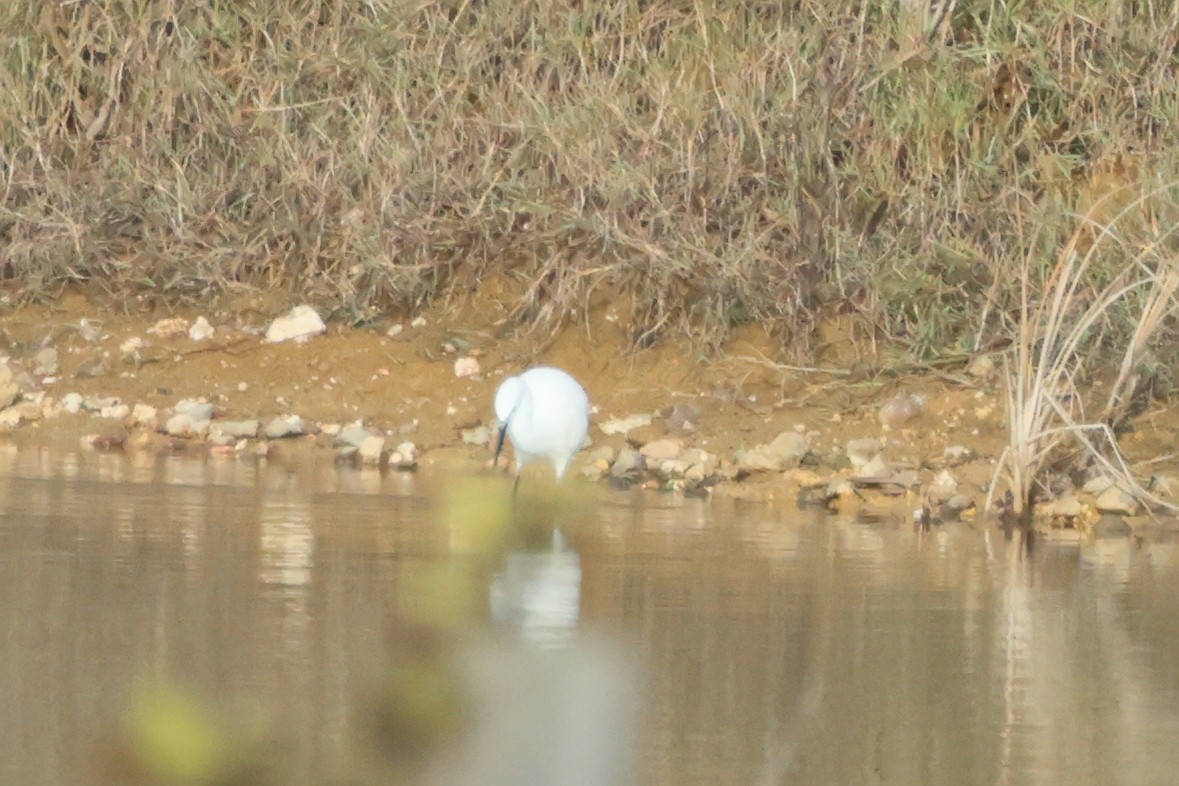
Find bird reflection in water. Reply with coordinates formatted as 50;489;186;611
490;529;582;647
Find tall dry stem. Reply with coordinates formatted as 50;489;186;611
989;186;1179;518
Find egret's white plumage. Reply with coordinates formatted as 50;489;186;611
493;366;589;483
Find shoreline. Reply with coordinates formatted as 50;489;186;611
1;291;1176;536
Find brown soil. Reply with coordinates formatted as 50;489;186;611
2;287;1177;526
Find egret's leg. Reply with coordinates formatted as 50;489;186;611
552;527;569;553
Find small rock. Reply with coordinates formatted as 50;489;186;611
265;415;307;439
892;469;921;488
766;431;811;465
599;413;653;436
33;347;58;375
784;468;824;487
857;454;891;478
461;425;491;446
77;319;103;342
188;316;215;342
148;317;189;338
213;420;260;439
943;445;975;466
337;423;378;449
60;392;84;414
358;435;386;465
175;399;214;421
82;395;119;412
846;438;884;470
386;324;404;338
610;448;644;478
265;305;326;343
966;354;997;379
943;494;975;515
624;424;663;448
165;412;209;438
879;393;924;428
389;441;417;469
0;406;24;431
12;371;35;393
163;412;191;436
410;316;427;328
130;403;159;427
1095;485;1139;516
735;431;811;472
655;459;690;479
0;363;19;409
662;403;700;433
1083;475;1115;495
1;401;43;428
1038;495;1084;519
454;357;480;378
207;431;236;448
731;448;765;472
640;438;685;461
101;403;131;420
681;447;719;476
927;469;959;504
120;336;144;356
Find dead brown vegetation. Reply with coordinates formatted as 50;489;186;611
1;1;1177;357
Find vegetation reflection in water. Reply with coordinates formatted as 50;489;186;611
92;474;638;786
3;448;1179;785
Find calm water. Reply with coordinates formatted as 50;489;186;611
2;445;1179;785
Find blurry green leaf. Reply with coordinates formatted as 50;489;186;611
127;684;228;785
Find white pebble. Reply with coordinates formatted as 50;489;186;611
264;305;326;343
61;392;84;414
188;316;215;341
454;357;480;378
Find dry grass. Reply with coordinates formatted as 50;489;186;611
1;1;1178;355
987;184;1179;519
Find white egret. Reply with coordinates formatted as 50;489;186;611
493;366;589;489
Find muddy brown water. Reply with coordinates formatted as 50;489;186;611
2;448;1179;786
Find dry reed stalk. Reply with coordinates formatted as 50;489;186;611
988;185;1179;518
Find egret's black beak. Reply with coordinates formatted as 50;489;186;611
493;422;508;470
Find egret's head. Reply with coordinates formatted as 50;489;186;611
493;375;525;425
492;375;525;469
